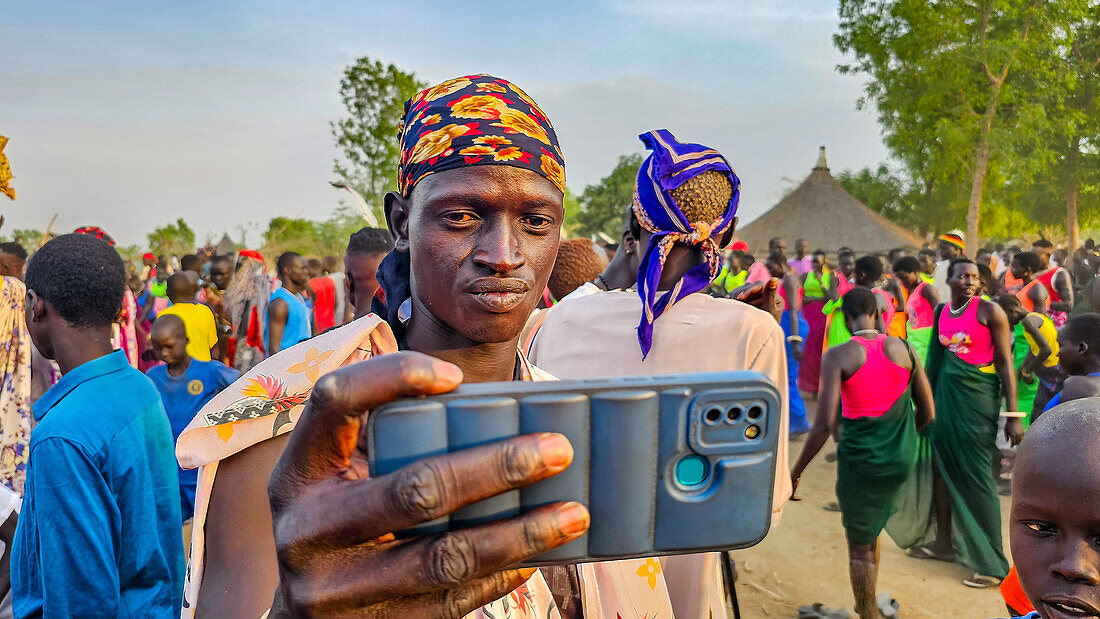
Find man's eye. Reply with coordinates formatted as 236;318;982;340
521;215;553;228
1024;521;1057;535
443;212;477;224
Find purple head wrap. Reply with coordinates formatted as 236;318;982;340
633;129;740;358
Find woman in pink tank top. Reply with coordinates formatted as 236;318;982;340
791;288;934;618
894;256;940;366
900;258;1022;588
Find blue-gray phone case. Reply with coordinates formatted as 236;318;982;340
366;371;780;566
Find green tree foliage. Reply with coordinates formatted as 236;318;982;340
6;229;44;253
261;206;367;259
573;153;643;239
147;218;196;257
836;0;1077;247
331;58;426;223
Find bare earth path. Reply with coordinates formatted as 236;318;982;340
729;407;1011;618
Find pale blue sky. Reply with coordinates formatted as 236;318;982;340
1;0;888;247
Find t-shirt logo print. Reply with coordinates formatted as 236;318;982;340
187;379;204;396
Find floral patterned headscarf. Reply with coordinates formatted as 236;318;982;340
633;129;740;358
397;74;566;196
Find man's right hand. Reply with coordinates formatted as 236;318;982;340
267;352;589;618
729;279;782;322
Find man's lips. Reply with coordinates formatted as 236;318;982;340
1042;595;1100;618
464;278;531;313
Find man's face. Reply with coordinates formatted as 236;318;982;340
393;165;563;344
795;239;807;257
0;252;25;280
811;254;825;272
948;262;980;299
209;260;232;291
281;256;309;288
727;252;742;273
1011;437;1100;619
1057;330;1088;375
893;269;919;291
345;251;385;314
939;241;961;261
919;253;936;274
839;254;855;278
306;261;323;280
151;327;189;366
1011;257;1029;280
1033;245;1054;268
770;239;786;256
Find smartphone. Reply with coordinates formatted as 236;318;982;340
366;371;780;566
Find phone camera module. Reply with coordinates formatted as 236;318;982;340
704;407;722;425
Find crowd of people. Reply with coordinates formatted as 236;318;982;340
1;74;1099;618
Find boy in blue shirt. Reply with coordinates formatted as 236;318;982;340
14;233;184;618
146;314;238;521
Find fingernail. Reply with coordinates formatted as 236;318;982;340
538;433;573;470
432;359;463;385
557;502;590;537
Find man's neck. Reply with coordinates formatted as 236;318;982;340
52;326;116;376
167;355;192;378
405;305;518;384
281;279;305;295
657;245;705;290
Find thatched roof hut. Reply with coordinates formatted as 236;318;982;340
215;233;236;256
737;147;923;255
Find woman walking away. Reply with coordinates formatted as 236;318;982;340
768;252;810;434
906;259;1022;588
894;256;939;365
799;250;836;394
791;288;934;618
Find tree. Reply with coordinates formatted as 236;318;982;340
574;153;643;239
331;57;426;223
836;0;1073;249
147;218;196;257
836;165;910;223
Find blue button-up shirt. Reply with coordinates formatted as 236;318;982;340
13;350;184;618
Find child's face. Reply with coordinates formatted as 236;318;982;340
151;330;189;366
1011;437;1100;618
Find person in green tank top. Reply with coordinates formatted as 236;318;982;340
711;247;748;295
791;288;934;619
823;255;888;348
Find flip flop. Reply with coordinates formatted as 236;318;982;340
877;592;900;618
963;573;1002;588
906;545;955;562
798;602;851;618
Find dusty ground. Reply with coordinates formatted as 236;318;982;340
729;402;1012;618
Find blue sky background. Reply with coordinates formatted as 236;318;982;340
2;0;889;247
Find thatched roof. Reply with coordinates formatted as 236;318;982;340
215;233;236;256
737;147;923;255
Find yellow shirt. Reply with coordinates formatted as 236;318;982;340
159;303;218;361
1024;312;1059;367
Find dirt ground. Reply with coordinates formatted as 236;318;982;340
729;402;1012;618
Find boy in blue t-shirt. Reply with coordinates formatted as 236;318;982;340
146;314;239;521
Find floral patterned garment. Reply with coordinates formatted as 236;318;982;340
176;315;685;619
0;277;31;493
397;74;566;197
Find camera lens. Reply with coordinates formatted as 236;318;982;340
747;405;763;420
704;407;722;424
726;406;742;422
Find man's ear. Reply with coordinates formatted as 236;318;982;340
384;191;410;252
27;290;45;323
620;228;637;256
718;217;738;248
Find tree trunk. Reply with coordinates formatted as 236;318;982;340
1067;137;1080;256
966;137;990;256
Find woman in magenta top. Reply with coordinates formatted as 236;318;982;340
905;258;1022;588
894;256;939;365
791;288;933;618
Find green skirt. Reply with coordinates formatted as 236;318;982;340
1013;322;1038;428
836;387;918;546
906;324;932;367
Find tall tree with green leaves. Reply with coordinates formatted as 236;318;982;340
574;153;643;239
836;0;1071;250
331;58;426;223
147;218;196;257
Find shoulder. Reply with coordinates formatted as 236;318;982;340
882;336;914;367
36;368;161;450
1061;375;1100;400
146;364;167;382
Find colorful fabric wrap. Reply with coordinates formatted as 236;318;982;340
73;225;116;246
397;74;566;197
938;231;965;252
632;129;739;358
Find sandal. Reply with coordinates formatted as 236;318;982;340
798;602;851;618
906;545;955;562
877;592;900;618
963;573;1002;588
